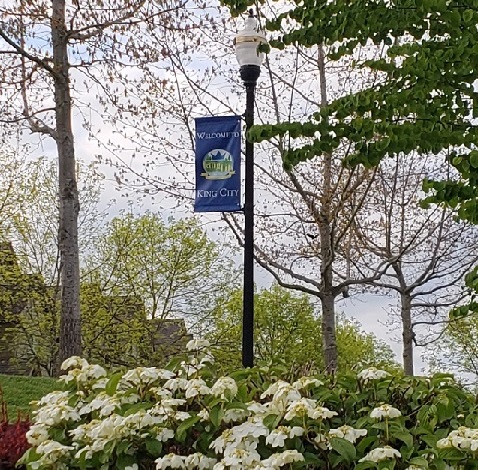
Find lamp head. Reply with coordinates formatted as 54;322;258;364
234;10;267;68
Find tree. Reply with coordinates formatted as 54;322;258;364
81;213;239;366
83;213;237;321
427;313;478;385
218;0;478;372
220;35;392;374
0;0;204;367
207;284;397;374
0;156;107;375
4;211;238;373
352;152;478;374
54;3;386;373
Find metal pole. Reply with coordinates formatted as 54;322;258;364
242;78;256;368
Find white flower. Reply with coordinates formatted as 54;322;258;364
405;466;427;470
211;429;235;454
179;362;202;377
263;380;302;404
121;367;175;387
125;465;138;470
247;401;272;416
156;428;175;442
437;427;478;451
186;339;210;351
223;408;250;424
92;377;109;390
36;391;69;407
284;399;337;421
34;401;81;426
164;378;189;392
261;380;291;399
292;377;323;390
211;376;238;399
357;367;390;382
156;453;186;469
61;364;107;384
260;450;304;467
313;433;328;450
223;446;261;468
328;425;367;443
123;409;163;429
61;356;89;370
184;453;217;469
35;439;74;463
283;398;317;420
26;424;50;446
359;446;401;462
151;388;173;400
175;411;192;421
232;417;269;440
437;437;453;448
185;379;212;399
370;404;401;419
78;392;119;416
312;406;338;420
272;384;302;404
266;426;304;447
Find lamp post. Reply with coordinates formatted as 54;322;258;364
235;11;267;368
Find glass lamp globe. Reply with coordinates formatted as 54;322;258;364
235;13;267;68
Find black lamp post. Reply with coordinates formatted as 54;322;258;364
235;12;267;368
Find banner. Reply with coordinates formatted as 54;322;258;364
194;115;242;212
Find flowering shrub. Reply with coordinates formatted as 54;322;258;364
0;391;30;469
19;341;478;469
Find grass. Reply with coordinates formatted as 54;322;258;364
0;374;59;420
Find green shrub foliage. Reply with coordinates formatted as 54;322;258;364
20;342;478;469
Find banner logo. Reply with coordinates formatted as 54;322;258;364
201;149;236;180
194;116;242;213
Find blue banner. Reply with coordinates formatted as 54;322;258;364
194;116;242;212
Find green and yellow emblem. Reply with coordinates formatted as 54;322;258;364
201;149;235;180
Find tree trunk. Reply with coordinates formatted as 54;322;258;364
321;291;337;373
317;45;338;372
400;291;414;375
52;0;82;369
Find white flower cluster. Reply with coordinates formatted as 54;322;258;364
357;367;390;382
437;426;478;452
23;351;406;470
370;404;402;420
359;446;401;463
60;356;107;385
328;425;367;443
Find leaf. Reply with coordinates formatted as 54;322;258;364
124;403;151;416
409;456;429;468
328;437;357;462
105;372;123;396
176;415;201;442
393;431;413;448
303;452;322;465
463;9;474;23
116;454;136;470
263;414;282;430
355;461;376;470
209;406;224;427
116;440;130;455
225;401;249;411
470;151;478;168
145;438;162;456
